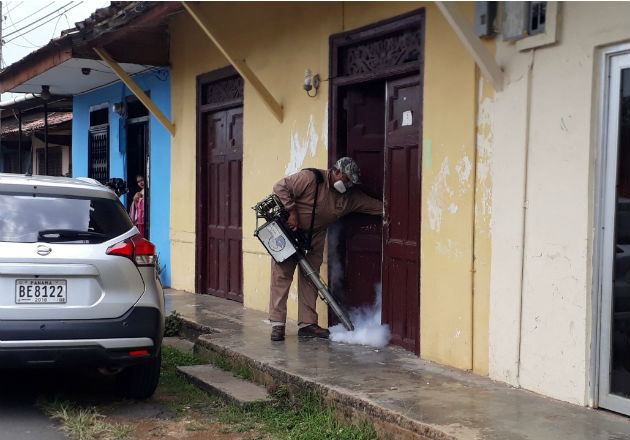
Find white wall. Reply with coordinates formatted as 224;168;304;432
489;2;630;405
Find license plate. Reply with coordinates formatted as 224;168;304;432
15;279;67;304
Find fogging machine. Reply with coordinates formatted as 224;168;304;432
253;194;354;331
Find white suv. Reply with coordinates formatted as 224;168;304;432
0;174;165;398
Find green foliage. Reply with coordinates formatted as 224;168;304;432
272;385;289;400
164;310;183;337
155;252;166;276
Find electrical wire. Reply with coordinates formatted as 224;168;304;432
4;2;83;45
50;13;65;40
3;1;24;16
2;1;54;31
3;1;73;39
3;39;39;49
63;10;71;29
3;4;42;48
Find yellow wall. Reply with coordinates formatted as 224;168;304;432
473;73;494;375
418;3;477;370
169;2;490;373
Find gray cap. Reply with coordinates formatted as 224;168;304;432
334;157;361;184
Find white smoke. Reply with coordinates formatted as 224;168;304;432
329;283;391;348
327;223;344;293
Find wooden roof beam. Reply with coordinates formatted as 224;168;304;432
93;47;176;136
182;1;283;123
435;1;504;92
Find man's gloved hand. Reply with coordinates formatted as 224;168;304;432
287;209;299;231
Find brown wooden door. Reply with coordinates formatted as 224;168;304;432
199;106;243;302
383;75;421;354
339;82;385;310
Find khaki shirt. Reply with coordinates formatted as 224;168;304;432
273;169;383;233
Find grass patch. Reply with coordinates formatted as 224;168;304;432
164;346;377;439
185;425;208;431
183;348;378;440
212;354;233;371
234;365;255;381
38;346;377;440
159;345;220;413
217;389;377;440
40;400;132;440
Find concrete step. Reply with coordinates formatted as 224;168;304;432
177;364;269;406
163;336;195;354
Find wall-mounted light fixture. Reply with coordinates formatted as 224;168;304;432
304;69;320;97
112;102;127;118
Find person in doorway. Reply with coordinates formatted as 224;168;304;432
129;174;145;237
269;157;383;341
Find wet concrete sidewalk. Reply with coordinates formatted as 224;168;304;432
165;288;629;440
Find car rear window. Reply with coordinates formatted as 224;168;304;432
0;193;133;243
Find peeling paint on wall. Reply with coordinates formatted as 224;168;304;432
436;239;463;258
456;155;472;184
476;79;494;221
428;157;454;232
286;114;319;175
474;74;495;377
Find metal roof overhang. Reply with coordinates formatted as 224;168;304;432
0;33;169;96
0;95;72;114
0;2;182;96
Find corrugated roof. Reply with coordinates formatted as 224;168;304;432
1;112;72;134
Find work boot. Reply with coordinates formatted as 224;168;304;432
270;325;285;341
297;324;330;339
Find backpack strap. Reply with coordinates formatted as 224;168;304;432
302;168;324;250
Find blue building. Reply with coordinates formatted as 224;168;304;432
72;69;172;286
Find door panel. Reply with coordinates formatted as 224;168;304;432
599;49;630;416
383;75;421;354
339;83;385;312
126;122;149;236
199;104;243;302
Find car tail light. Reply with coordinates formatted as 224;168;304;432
129;350;149;356
107;234;156;267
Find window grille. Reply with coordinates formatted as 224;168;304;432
36;148;63;176
88;124;109;183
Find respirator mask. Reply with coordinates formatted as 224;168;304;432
333;180;347;194
333;170;352;193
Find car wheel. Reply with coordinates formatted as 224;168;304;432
116;350;161;399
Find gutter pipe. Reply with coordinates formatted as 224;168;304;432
0;93;45;110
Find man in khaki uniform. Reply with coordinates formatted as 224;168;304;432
269;157;382;341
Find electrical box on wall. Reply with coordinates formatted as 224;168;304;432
474;2;498;37
503;1;529;40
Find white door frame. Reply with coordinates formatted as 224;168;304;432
593;42;630;416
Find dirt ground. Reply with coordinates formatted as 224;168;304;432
100;391;267;440
107;417;252;440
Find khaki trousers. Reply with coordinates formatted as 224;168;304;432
268;230;326;324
